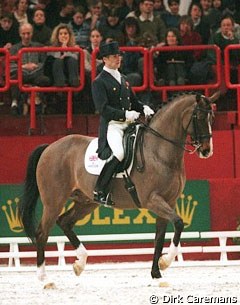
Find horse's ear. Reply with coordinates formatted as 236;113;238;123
209;90;221;103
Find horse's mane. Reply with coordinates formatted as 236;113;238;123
150;91;199;124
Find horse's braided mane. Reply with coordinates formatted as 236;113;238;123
153;90;201;112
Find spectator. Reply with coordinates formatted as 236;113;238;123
79;28;103;114
57;0;75;25
188;2;211;44
121;17;142;87
207;15;239;64
153;0;167;17
13;0;30;26
31;8;52;45
136;0;167;46
161;0;181;29
98;8;125;45
179;15;203;60
155;28;193;86
68;6;91;49
116;0;140;21
85;0;104;30
207;15;240;94
10;23;50;115
0;12;20;49
199;0;213;16
46;23;80;87
206;0;222;33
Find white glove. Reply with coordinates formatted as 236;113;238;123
125;110;140;122
143;105;154;117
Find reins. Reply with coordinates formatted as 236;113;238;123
135;99;213;172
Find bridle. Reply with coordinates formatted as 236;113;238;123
136;95;214;172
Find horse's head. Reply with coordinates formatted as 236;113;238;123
185;92;218;159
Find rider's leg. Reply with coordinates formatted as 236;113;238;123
93;156;120;205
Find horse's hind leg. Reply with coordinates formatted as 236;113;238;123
56;199;98;276
35;207;60;284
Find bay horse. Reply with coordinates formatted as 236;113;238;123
19;92;217;288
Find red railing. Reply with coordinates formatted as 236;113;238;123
149;45;221;101
0;49;10;92
224;45;240;126
1;44;239;130
91;46;149;92
17;47;85;131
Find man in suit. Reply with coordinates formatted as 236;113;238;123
92;40;154;205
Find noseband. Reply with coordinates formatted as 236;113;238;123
185;97;214;151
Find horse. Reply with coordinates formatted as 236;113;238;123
19;92;218;288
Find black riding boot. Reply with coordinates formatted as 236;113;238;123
93;156;120;205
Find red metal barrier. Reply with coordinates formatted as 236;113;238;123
91;46;148;92
15;47;85;131
0;48;10;92
149;45;221;101
224;45;240;126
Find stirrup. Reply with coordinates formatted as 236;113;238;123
93;191;114;206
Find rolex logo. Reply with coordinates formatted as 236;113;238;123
2;198;23;233
176;194;198;228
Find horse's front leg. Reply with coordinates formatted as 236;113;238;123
159;212;184;270
151;217;168;279
147;194;184;274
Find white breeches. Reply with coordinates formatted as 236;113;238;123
107;120;129;162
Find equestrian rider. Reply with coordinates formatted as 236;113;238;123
92;40;154;205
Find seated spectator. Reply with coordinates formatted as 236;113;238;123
207;15;239;64
136;0;167;46
47;0;75;29
13;0;30;26
207;15;240;93
85;0;104;30
188;2;211;44
68;6;90;49
155;28;194;86
46;23;80;87
161;0;181;29
10;23;50;115
31;8;52;45
121;17;142;87
116;0;140;21
179;15;203;60
84;28;103;74
153;0;167;17
200;0;222;34
98;7;125;45
0;12;20;49
77;28;103;114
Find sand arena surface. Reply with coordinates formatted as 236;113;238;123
0;264;240;305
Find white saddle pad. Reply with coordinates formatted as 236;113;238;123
84;138;133;177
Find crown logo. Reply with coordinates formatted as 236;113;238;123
176;194;198;228
2;198;23;233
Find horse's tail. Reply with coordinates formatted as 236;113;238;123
19;144;49;244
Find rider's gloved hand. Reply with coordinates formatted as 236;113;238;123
125;110;140;122
143;105;154;117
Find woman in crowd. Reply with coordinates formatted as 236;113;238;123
47;23;80;87
156;28;193;86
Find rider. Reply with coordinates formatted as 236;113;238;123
92;40;154;205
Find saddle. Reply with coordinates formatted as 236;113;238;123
116;123;142;173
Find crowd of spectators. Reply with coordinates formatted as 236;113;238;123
0;0;240;115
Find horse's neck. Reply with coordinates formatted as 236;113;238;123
145;97;194;162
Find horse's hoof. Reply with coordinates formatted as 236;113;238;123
151;278;170;287
43;282;57;289
158;256;170;270
73;260;84;276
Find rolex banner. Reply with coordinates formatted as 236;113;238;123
0;181;210;238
